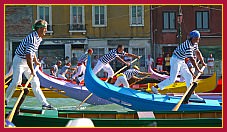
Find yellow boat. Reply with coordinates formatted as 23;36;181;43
157;72;217;94
4;86;67;98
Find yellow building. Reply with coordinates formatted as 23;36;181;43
33;5;152;73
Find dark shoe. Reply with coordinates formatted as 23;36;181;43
75;78;80;85
42;104;57;110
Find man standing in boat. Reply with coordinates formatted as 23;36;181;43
92;45;141;83
151;30;206;100
114;65;151;88
5;19;57;110
72;49;93;85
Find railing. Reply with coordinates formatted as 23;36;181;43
69;24;86;31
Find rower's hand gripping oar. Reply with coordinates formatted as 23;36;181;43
76;56;140;109
172;66;206;111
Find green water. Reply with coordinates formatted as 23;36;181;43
7;96;132;111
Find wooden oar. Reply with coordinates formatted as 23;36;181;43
172;66;206;111
5;78;12;85
76;58;139;109
6;75;34;123
129;74;150;87
105;58;139;82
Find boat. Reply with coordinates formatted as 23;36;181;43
84;55;222;111
6;86;68;98
5;107;222;127
157;72;217;94
5;66;219;102
148;65;180;82
131;71;218;94
35;68;112;105
208;77;222;93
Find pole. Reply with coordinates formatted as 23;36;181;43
178;5;183;45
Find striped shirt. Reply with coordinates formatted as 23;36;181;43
78;54;88;64
59;65;70;75
15;31;42;59
123;69;139;80
99;49;126;65
173;40;198;60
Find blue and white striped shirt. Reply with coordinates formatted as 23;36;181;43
173;40;198;60
15;31;42;59
123;69;139;80
78;54;88;64
99;49;126;65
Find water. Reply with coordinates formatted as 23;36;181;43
7;96;132;111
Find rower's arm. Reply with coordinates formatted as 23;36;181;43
125;53;141;59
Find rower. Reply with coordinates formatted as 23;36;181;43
114;65;151;88
151;30;207;100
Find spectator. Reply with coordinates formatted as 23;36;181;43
92;55;99;68
207;53;215;74
156;54;164;71
64;56;70;65
71;53;78;66
164;53;171;73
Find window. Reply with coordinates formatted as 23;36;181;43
37;6;53;34
130;5;144;26
163;12;176;30
196;11;209;29
69;6;86;32
132;48;146;69
92;6;107;27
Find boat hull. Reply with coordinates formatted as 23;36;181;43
36;69;112;105
85;55;222;111
5;107;222;127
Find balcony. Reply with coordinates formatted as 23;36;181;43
69;24;86;35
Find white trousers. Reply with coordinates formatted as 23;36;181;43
156;65;163;71
72;64;85;79
158;55;193;90
5;55;49;106
114;75;129;88
92;60;114;78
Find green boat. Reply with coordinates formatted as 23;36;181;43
5;107;222;127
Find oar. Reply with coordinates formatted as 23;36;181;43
105;58;139;82
172;66;206;111
76;57;139;109
129;74;150;87
5;75;34;123
5;78;12;85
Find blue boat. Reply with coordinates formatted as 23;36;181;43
85;55;222;111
